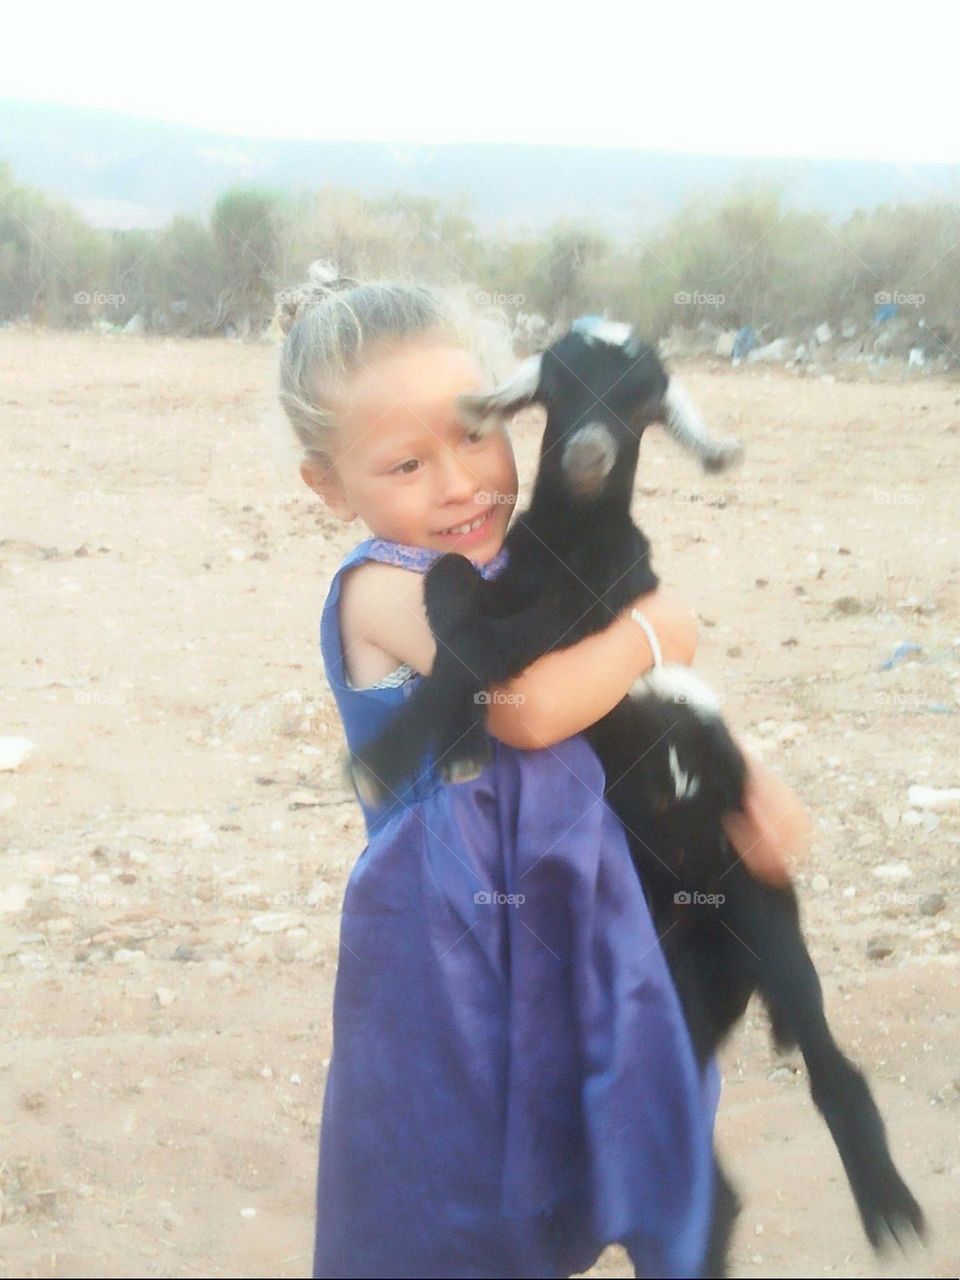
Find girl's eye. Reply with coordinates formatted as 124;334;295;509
390;459;421;475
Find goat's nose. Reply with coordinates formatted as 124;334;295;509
562;422;617;498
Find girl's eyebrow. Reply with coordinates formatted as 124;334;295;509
369;417;465;467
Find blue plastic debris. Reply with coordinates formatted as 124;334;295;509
732;325;757;363
880;641;923;671
874;303;898;326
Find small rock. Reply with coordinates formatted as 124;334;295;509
908;785;960;811
0;737;35;771
251;912;300;934
873;862;912;882
867;937;895;960
831;596;862;615
287;789;323;808
768;1065;797;1082
811;874;830;894
0;885;31;914
155;987;176;1007
919;894;946;917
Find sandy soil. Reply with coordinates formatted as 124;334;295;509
1;328;958;1278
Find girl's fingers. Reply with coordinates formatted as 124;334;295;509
721;756;812;888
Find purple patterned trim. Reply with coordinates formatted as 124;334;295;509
364;537;510;580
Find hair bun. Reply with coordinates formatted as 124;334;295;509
276;259;359;336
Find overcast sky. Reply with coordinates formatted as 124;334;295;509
3;2;956;163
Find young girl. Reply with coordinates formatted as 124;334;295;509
275;276;810;1280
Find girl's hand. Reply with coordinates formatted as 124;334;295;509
720;748;812;888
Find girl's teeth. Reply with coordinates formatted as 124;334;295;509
445;512;488;535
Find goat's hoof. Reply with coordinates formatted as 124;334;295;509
701;438;744;473
347;753;388;809
861;1174;927;1256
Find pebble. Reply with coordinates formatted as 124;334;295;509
0;885;30;913
811;874;830;894
155;987;176;1007
919;894;946;917
872;863;912;882
0;737;35;771
867;937;895;960
251;912;300;934
908;784;960;810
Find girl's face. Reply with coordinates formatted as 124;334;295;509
302;335;519;563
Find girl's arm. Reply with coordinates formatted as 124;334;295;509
339;561;696;752
484;591;696;749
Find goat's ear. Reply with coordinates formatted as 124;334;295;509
660;379;745;473
456;354;542;431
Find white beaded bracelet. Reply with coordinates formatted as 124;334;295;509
629;607;663;669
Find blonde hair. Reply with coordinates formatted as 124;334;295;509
273;262;518;471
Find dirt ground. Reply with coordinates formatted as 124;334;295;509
1;328;958;1279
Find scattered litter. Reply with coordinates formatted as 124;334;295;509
0;737;34;771
907;785;960;811
880;642;922;671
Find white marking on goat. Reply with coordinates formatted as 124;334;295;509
580;319;633;348
662;380;744;472
455;355;542;428
562;422;617;494
670;747;691;793
630;664;722;719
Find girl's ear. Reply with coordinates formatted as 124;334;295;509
300;460;357;523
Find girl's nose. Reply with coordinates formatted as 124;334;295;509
439;453;479;504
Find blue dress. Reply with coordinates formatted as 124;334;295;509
312;535;722;1280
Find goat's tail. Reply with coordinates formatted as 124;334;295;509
725;870;927;1254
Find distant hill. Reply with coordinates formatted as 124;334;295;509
4;97;960;236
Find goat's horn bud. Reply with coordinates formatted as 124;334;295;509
661;380;744;473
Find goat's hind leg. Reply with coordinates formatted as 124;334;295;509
722;868;926;1252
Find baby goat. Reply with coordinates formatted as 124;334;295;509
349;318;926;1274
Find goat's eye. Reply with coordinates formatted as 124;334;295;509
464;427;487;445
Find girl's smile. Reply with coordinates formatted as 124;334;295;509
302;336;519;563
